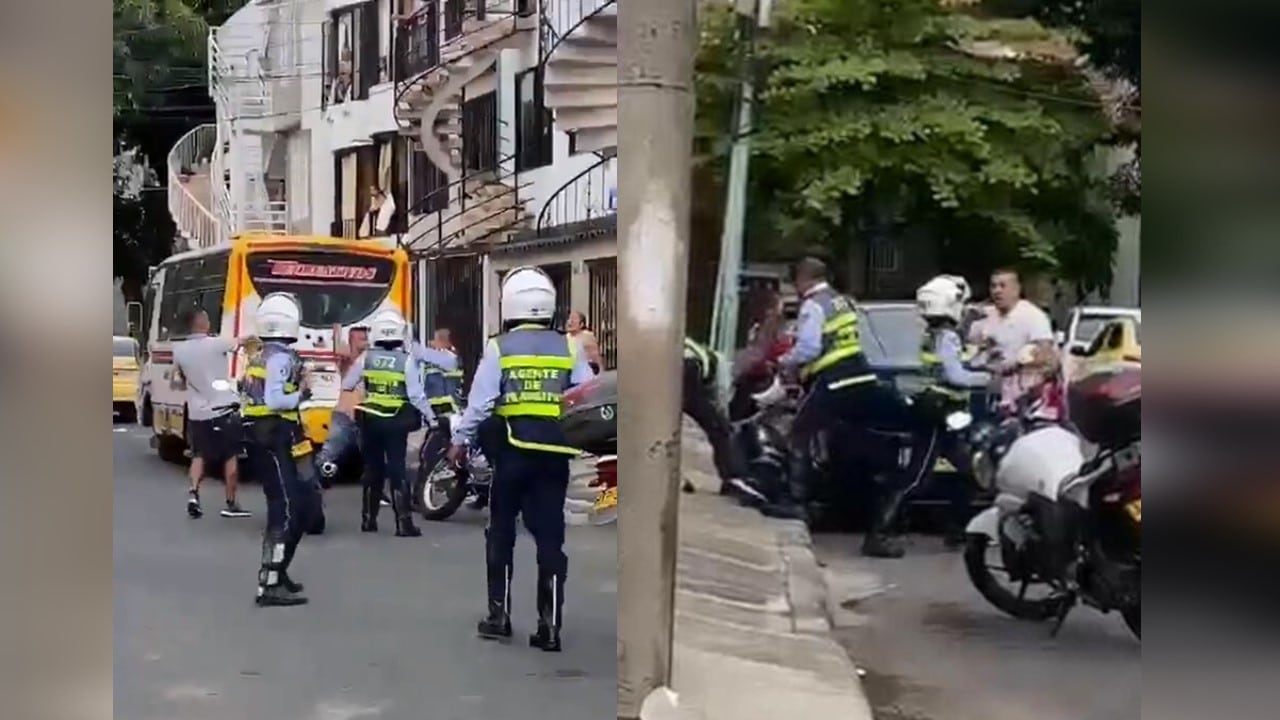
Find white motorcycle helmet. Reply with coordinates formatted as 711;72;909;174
369;308;408;346
501;266;556;324
256;292;301;342
915;274;971;323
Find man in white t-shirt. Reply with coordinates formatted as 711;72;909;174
978;268;1059;410
172;307;255;519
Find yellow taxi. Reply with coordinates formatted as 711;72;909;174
1068;316;1141;381
113;335;141;423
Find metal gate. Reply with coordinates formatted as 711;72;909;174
588;257;618;370
420;254;485;386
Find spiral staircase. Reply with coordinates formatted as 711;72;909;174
541;0;617;154
169;2;305;249
393;0;538;256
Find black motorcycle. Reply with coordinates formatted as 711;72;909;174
414;416;493;522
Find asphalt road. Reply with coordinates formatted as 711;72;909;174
113;424;617;720
815;533;1140;720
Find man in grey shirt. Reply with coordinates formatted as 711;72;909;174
172;307;254;519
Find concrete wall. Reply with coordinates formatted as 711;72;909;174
483;233;618;336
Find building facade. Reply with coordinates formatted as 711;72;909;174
166;0;618;374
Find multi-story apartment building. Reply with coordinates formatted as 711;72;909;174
166;0;618;374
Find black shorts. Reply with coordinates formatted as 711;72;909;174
189;410;242;462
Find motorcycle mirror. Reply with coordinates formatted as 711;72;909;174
945;411;973;431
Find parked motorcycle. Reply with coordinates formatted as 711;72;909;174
963;365;1141;638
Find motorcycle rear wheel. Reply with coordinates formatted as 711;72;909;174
415;453;470;522
963;534;1060;621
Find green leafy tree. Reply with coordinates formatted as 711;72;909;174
984;0;1140;213
113;0;246;302
695;0;1120;295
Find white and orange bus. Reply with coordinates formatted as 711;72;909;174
138;234;412;462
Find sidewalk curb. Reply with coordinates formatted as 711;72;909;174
673;420;873;719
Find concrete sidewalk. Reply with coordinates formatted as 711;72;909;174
667;418;872;720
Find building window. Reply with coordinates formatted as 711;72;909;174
334;146;381;238
869;237;901;274
324;1;381;106
389;136;411;233
515;68;553;172
410;145;449;215
395;0;439;82
461;90;499;174
444;0;464;40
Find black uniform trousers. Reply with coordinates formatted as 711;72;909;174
483;418;570;616
358;405;418;526
682;355;750;483
244;417;319;585
789;365;937;534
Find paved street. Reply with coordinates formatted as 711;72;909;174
113;424;616;720
815;534;1140;720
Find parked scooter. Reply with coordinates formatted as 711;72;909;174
963;365;1140;638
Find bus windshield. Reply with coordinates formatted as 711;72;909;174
245;250;396;328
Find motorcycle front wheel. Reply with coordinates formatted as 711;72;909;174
415;452;470;522
963;534;1060;621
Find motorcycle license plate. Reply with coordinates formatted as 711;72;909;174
291;440;313;458
1125;499;1141;524
592;487;618;513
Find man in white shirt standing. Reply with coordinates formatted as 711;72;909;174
980;268;1059;411
172;307;255;519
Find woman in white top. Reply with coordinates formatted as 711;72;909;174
566;310;602;374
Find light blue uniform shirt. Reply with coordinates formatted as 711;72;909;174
451;334;595;447
936;329;992;388
408;340;459;374
778;290;827;369
340;344;437;420
263;342;302;412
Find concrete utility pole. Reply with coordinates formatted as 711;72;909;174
616;0;698;717
709;0;773;401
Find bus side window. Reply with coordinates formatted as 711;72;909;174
195;256;228;331
141;280;158;352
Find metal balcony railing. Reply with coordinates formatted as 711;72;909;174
540;0;616;63
242;201;289;235
167;124;222;249
535;149;616;236
393;0;537;133
209;31;269;121
401;152;525;258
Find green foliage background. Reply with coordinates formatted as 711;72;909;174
692;0;1132;297
113;0;246;302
